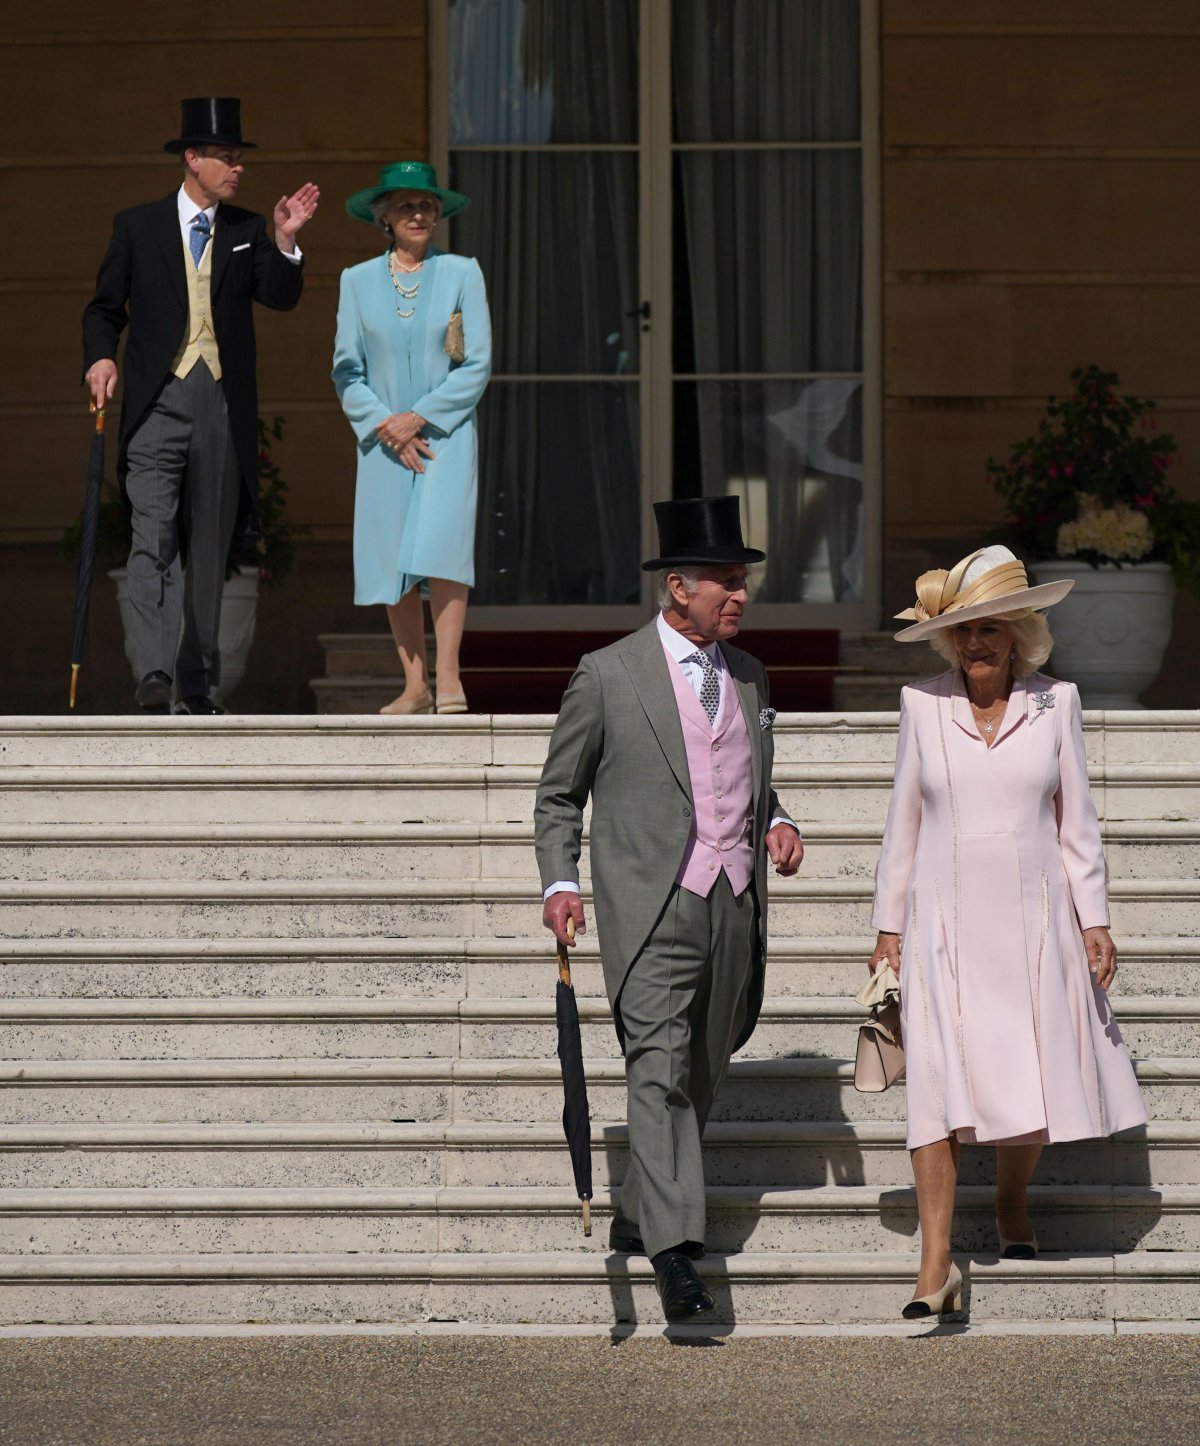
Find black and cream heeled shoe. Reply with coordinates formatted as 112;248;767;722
901;1260;963;1320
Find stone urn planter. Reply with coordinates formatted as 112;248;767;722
109;565;260;708
1030;560;1175;709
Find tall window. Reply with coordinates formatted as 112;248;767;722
438;0;878;619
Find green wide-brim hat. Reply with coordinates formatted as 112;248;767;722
345;161;470;224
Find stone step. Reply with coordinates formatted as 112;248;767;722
0;994;1195;1062
3;936;1196;1001
0;1055;1192;1127
0;1120;1192;1190
0;1248;1194;1325
0;1184;1192;1257
0;715;912;768
4;819;1194;883
5;712;1198;765
2;877;1196;942
5;762;1199;826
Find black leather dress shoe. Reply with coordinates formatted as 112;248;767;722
609;1227;704;1260
135;670;172;710
651;1249;715;1322
174;695;226;715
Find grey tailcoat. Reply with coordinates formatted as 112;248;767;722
534;620;795;1052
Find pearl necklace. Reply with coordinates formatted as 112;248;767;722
388;252;424;318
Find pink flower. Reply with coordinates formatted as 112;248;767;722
1134;493;1156;508
1063;463;1074;476
1047;465;1059;479
1152;454;1167;472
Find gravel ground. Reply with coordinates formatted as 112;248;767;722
1;1334;1198;1445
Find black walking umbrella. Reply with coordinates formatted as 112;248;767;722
69;405;107;709
555;916;593;1235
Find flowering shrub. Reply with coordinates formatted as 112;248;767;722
988;365;1200;594
62;415;305;590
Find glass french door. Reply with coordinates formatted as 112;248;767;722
431;0;879;625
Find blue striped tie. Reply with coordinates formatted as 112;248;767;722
189;212;211;268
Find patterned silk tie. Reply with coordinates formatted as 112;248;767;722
189;212;211;268
687;650;721;725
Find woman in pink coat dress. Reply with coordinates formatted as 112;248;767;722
869;545;1147;1320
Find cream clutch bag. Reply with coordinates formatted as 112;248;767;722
853;965;905;1092
444;311;465;364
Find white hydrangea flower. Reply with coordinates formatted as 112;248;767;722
1056;493;1153;562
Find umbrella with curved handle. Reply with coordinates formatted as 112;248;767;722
555;914;593;1235
69;405;107;709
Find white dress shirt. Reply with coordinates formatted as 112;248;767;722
176;185;302;263
543;612;795;901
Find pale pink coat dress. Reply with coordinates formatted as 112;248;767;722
873;669;1147;1151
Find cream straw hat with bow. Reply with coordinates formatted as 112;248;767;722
893;545;1075;642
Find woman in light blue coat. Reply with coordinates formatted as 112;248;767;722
333;162;492;714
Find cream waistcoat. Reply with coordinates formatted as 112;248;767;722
171;231;222;380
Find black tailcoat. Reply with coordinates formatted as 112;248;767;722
82;193;304;543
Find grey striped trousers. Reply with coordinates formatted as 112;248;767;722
123;364;241;698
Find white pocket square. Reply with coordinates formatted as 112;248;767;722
231;242;251;253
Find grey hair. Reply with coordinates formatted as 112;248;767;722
656;567;702;610
370;190;442;236
928;608;1054;679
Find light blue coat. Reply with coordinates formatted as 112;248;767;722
332;248;492;604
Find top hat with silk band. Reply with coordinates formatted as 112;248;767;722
164;98;257;154
641;495;766;571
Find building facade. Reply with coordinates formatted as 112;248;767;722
2;0;1197;710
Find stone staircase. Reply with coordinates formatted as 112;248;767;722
0;710;1197;1327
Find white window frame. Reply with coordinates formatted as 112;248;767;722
429;0;881;630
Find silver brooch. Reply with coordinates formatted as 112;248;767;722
759;707;776;731
1033;691;1056;713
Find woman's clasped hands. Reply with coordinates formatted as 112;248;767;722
377;411;437;473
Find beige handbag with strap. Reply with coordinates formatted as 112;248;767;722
854;964;905;1092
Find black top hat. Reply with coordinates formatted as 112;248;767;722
164;98;257;155
641;495;766;571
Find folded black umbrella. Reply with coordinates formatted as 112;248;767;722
69;406;107;708
556;917;592;1235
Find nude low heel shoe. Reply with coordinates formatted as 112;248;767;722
997;1219;1039;1260
901;1260;963;1320
435;690;468;715
379;689;434;716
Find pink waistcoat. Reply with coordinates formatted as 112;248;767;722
666;648;756;898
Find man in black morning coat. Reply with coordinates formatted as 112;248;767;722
82;97;318;713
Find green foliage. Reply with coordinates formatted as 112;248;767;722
61;415;307;590
987;365;1200;595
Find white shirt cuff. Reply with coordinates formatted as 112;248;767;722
769;817;799;836
279;242;303;264
543;881;581;902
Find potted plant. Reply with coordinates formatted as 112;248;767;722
988;365;1200;706
62;416;304;706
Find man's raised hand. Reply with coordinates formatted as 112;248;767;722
274;182;321;251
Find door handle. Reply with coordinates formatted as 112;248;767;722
626;300;651;330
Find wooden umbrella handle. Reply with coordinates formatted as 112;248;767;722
556;913;576;987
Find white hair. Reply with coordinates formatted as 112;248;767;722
927;607;1054;679
656;567;702;610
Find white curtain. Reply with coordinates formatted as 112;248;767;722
449;0;641;603
673;0;865;602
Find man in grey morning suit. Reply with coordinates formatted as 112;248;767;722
534;496;803;1323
